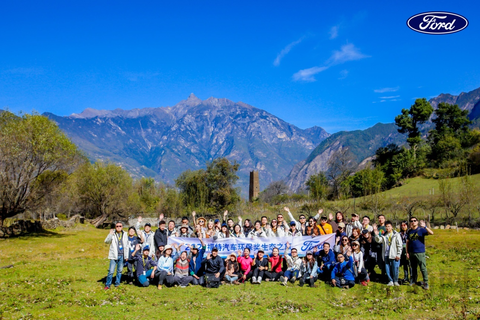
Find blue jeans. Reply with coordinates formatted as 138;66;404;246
225;275;238;283
138;269;154;287
284;270;299;282
106;255;124;287
385;258;400;283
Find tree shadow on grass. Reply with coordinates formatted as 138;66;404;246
5;230;70;239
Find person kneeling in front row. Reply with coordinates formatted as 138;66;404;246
331;252;355;289
280;242;302;286
131;245;157;287
203;247;225;288
299;251;318;287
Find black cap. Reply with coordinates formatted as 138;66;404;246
362;229;369;234
212;247;219;252
144;223;151;227
290;221;296;226
258;249;264;253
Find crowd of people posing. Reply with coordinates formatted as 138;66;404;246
103;208;433;290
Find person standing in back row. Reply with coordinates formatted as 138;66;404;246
406;217;434;290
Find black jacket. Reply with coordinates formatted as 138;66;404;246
203;255;225;274
154;228;168;250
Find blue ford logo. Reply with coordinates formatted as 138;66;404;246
407;12;468;35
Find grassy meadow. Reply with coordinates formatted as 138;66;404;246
1;225;480;319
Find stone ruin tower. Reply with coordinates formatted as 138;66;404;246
249;171;259;202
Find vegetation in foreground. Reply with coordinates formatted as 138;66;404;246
0;225;479;319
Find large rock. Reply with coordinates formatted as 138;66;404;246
440;225;445;229
445;225;451;230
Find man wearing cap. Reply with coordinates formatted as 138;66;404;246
288;221;302;237
251;250;269;284
130;244;157;287
104;221;129;289
203;247;225;288
283;207;308;235
135;216;155;258
188;238;206;286
336;222;347;242
346;213;362;237
317;216;333;235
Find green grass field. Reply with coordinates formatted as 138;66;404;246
377;173;480;199
1;225;479;319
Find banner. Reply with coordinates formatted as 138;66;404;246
168;234;335;257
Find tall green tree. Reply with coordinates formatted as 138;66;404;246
395;98;433;159
176;157;240;212
305;172;329;200
428;102;472;165
74;161;139;227
0;112;83;226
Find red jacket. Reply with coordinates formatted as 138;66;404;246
268;255;283;273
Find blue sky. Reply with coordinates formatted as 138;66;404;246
0;1;479;133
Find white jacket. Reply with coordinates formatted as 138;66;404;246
285;254;302;271
374;231;403;260
135;222;155;258
105;231;130;260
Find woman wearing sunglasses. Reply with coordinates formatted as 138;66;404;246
351;241;369;286
335;236;351;255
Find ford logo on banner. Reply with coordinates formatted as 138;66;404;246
407;12;468;35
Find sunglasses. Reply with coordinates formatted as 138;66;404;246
410;220;417;222
342;239;348;242
300;217;306;220
338;227;343;229
352;244;358;247
115;225;122;228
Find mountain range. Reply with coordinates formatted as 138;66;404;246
44;87;480;196
44;94;329;195
285;87;480;191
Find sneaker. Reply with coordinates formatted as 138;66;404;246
104;286;110;290
252;277;257;284
180;286;187;288
299;278;305;287
265;278;270;282
422;283;429;290
233;280;240;285
360;281;367;286
387;281;394;286
279;276;285;283
394;282;400;286
157;284;162;290
258;279;262;284
291;276;297;282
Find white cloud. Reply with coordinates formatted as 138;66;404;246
328;44;369;65
339;69;349;79
292;66;329;82
293;43;369;82
374;86;400;93
329;26;339;39
274;37;304;67
379;95;400;99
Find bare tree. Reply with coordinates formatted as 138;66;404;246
327;148;356;199
259;180;290;204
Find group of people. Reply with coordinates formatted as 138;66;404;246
104;208;433;290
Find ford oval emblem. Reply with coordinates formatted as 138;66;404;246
407;12;468;35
